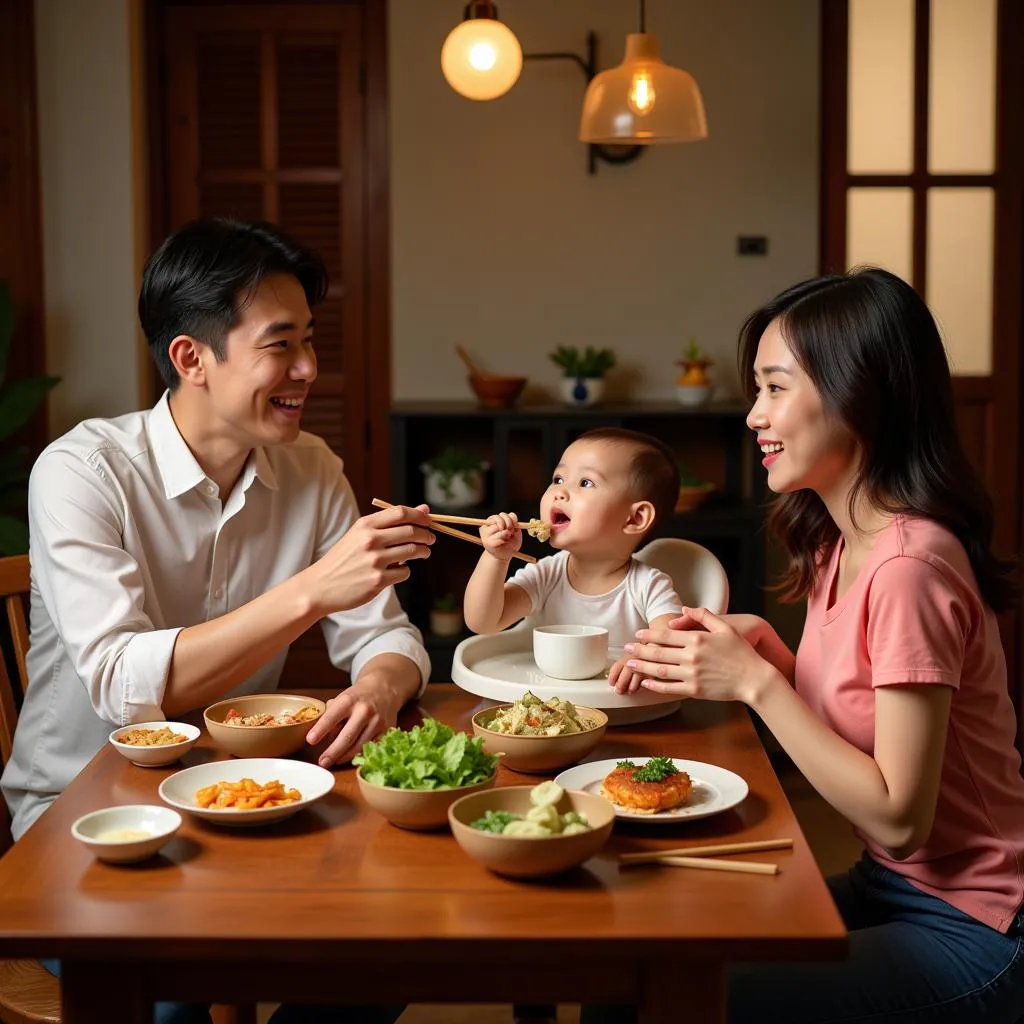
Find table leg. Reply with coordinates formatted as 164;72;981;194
638;962;726;1024
62;959;150;1024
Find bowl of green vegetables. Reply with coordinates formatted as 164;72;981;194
354;718;499;831
448;780;615;878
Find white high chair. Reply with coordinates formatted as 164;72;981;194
634;537;730;615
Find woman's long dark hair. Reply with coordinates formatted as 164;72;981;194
738;266;1018;612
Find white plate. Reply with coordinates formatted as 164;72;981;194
452;631;681;724
158;758;335;827
554;757;748;823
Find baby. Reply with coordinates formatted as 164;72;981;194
464;427;683;690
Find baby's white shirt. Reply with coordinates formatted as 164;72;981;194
508;550;682;647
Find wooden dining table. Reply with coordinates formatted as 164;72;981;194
0;685;846;1023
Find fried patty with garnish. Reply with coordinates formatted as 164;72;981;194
600;759;693;813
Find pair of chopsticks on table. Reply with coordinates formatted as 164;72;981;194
619;838;793;876
372;498;538;564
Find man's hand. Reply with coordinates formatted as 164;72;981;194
309;503;435;616
305;654;420;767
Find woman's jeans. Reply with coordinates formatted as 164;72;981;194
580;854;1024;1024
39;960;405;1024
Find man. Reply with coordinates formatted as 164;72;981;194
1;221;439;1024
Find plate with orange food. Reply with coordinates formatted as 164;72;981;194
158;757;335;826
554;756;748;824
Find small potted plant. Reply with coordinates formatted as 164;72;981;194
675;464;716;513
548;345;616;406
420;446;489;509
675;338;713;407
429;593;464;637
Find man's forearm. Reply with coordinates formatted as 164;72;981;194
162;569;321;715
353;651;423;705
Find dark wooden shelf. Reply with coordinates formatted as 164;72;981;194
390;399;751;419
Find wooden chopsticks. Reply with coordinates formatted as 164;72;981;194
371;499;537;564
619;838;793;876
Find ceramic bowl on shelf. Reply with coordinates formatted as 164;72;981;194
448;786;614;878
471;705;608;774
468;373;527;409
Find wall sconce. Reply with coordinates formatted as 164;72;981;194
441;0;708;174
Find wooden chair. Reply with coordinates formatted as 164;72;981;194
0;555;254;1024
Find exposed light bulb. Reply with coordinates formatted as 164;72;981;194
468;42;497;71
628;70;656;115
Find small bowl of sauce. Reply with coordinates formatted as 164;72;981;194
71;805;182;863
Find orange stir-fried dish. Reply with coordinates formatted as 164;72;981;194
117;726;188;746
195;778;302;810
223;706;321;728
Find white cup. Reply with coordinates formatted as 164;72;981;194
533;625;610;680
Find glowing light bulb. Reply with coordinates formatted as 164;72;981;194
468;42;497;71
628;71;656;115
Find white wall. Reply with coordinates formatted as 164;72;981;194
34;0;140;437
389;0;821;403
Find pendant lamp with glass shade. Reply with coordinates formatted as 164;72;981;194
441;0;523;101
579;0;708;144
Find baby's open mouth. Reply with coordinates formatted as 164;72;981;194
550;509;571;528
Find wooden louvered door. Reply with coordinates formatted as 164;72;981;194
163;3;367;498
159;2;384;684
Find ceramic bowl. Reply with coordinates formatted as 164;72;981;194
471;705;608;774
158;757;335;827
448;786;615;878
108;722;201;767
533;625;609;680
71;804;182;863
203;693;327;758
356;768;497;831
468;373;527;409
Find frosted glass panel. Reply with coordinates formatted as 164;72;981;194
846;188;913;282
848;0;914;174
928;0;996;173
925;188;994;375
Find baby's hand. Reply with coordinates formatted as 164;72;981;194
609;656;644;695
480;512;522;561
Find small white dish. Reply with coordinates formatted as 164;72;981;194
159;757;335;827
533;625;609;680
554;757;749;823
109;722;200;767
71;804;182;863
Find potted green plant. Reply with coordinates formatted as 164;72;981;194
548;345;616;406
0;281;60;554
429;593;464;637
675;338;713;407
420;446;489;509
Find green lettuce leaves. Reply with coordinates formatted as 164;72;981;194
354;718;498;790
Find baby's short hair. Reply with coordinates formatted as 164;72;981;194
575;427;680;537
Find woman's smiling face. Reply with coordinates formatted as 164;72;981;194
746;318;859;498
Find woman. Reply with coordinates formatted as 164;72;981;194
593;267;1024;1023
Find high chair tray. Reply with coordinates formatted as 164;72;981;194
451;631;681;726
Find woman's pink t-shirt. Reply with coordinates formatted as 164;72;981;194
795;515;1024;932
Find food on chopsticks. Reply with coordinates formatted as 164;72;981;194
485;691;595;737
522;518;551;543
223;705;322;728
353;718;499;791
116;726;188;746
600;757;693;814
470;781;592;837
195;778;302;810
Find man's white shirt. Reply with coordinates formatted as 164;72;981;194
1;392;429;839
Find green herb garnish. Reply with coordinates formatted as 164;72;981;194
616;759;637;769
470;809;518;834
354;718;498;790
630;757;680;783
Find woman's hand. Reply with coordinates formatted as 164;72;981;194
608;656;645;694
624;606;778;705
